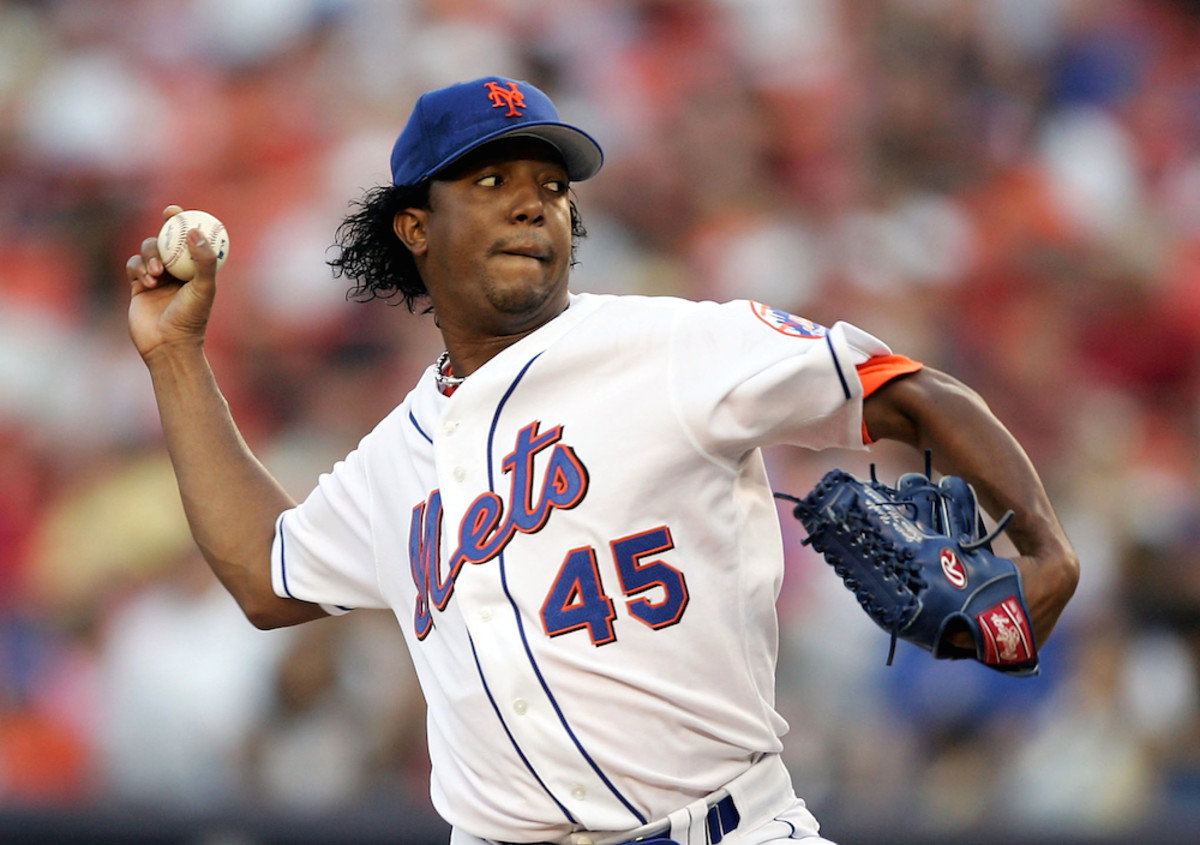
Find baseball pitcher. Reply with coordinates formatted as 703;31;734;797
126;76;1079;845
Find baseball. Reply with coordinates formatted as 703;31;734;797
156;210;230;281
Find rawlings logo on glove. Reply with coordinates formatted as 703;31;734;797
777;458;1040;677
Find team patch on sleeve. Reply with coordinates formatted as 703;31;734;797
749;301;827;338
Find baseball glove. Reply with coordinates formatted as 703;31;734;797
777;457;1040;676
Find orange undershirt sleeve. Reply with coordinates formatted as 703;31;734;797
855;354;924;444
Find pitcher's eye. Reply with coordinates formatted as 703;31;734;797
477;174;501;187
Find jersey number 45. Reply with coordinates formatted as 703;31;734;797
540;526;689;645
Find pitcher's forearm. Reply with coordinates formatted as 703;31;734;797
145;341;325;627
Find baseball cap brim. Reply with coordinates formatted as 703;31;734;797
424;121;604;184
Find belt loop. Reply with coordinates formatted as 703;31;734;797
705;804;723;845
705;794;740;844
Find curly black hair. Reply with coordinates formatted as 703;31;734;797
328;182;588;313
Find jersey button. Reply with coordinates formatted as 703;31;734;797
453;466;467;482
513;699;528;715
571;786;586;801
479;607;493;622
442;420;458;435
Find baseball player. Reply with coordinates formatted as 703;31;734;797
125;76;1079;844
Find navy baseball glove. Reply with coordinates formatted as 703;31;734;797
777;458;1040;676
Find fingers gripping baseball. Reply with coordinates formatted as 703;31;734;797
127;206;225;358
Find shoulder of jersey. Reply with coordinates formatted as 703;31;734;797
747;300;828;339
575;294;828;340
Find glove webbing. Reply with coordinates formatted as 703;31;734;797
775;489;924;665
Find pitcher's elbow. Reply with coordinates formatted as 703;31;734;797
245;606;289;630
1057;548;1081;603
240;592;329;630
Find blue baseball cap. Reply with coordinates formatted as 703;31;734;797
390;76;604;187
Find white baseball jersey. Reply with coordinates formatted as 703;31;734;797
271;293;892;842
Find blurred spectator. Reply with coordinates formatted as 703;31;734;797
242;620;374;811
0;611;91;802
242;612;429;812
93;549;292;810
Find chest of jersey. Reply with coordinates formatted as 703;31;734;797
397;338;740;651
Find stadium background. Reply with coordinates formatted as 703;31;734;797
2;0;1200;842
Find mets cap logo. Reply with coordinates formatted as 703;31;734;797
750;301;827;339
484;80;526;117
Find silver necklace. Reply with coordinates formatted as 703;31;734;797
435;350;466;388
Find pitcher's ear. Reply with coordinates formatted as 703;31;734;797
394;209;428;256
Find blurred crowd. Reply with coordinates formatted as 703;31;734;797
3;0;1200;839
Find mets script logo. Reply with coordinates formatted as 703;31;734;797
749;301;827;338
484;81;526;117
940;548;967;589
408;421;588;638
